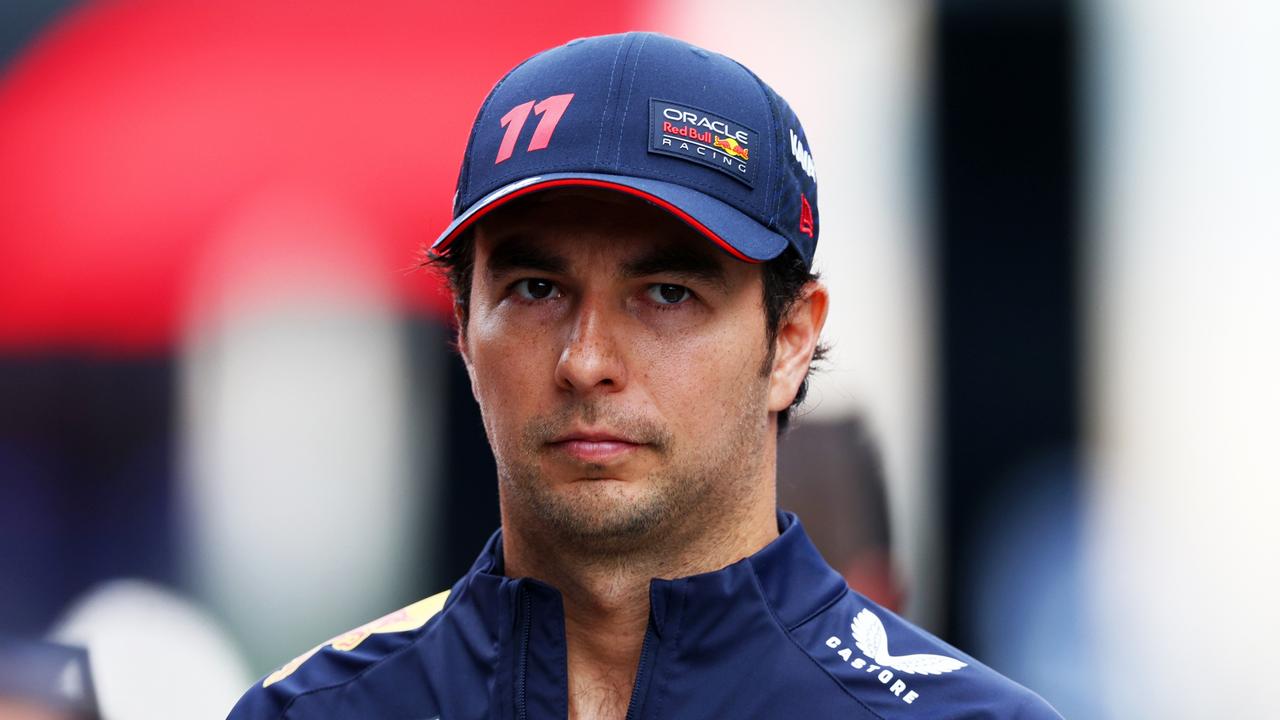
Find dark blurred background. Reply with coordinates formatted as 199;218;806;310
3;1;1276;718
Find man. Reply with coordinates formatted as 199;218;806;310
230;32;1060;719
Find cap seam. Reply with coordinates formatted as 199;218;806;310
732;59;783;226
613;33;650;166
593;34;630;165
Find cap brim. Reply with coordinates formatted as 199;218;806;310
429;173;789;263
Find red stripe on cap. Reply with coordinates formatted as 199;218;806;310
431;178;757;263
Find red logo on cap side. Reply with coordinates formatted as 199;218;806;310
799;194;814;238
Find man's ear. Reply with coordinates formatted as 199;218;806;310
767;281;829;413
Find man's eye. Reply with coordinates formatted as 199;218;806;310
647;283;691;305
513;279;559;301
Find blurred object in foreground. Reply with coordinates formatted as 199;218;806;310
0;638;97;720
778;416;904;613
928;2;1085;712
1087;0;1280;716
967;453;1096;718
180;279;424;674
49;580;250;720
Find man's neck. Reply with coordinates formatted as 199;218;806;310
500;497;778;720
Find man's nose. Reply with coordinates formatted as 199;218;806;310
554;299;627;394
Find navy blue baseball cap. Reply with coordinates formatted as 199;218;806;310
430;32;820;268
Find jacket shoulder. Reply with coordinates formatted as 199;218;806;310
227;589;451;719
787;589;1061;719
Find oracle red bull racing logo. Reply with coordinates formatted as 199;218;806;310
649;100;758;186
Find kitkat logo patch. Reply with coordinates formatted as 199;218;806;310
649;99;757;186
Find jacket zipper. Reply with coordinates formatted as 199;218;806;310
515;587;532;720
622;622;657;720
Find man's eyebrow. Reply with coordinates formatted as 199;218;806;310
484;236;568;278
621;244;729;289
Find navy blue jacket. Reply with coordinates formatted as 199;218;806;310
229;513;1060;719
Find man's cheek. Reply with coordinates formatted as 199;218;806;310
658;355;728;422
473;357;528;427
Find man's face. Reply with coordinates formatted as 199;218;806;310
460;189;778;551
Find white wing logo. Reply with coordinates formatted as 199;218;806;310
850;609;968;676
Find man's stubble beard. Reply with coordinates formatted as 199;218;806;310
490;383;771;560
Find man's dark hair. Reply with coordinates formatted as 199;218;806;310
759;244;827;433
427;232;825;434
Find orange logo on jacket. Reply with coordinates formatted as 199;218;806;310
262;590;451;688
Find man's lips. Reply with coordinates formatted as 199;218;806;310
547;431;645;464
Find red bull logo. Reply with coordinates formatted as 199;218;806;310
650;99;758;187
713;136;750;161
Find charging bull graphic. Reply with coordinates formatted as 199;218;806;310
713;135;750;161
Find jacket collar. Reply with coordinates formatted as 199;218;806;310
743;510;850;629
460;510;847;631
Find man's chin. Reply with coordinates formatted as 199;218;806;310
531;482;671;547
